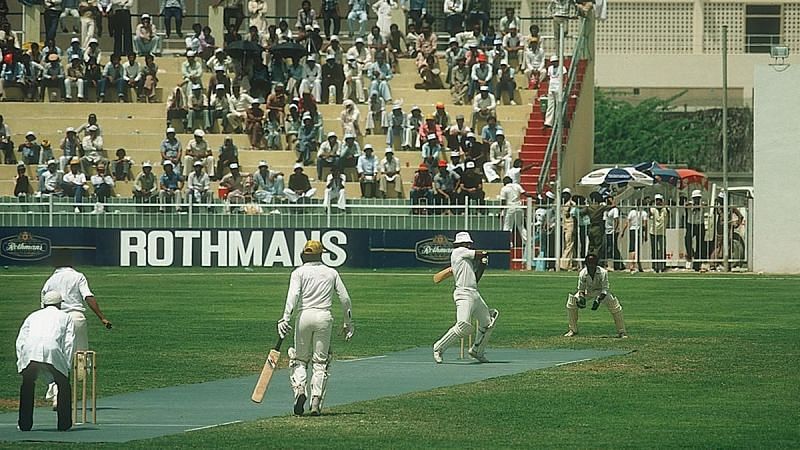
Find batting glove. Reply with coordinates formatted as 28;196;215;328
343;322;355;341
277;319;292;339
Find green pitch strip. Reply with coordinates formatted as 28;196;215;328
0;347;626;443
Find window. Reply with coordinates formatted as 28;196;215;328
745;4;781;53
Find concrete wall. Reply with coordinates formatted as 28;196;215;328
752;64;800;273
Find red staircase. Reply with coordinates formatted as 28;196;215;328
519;58;588;195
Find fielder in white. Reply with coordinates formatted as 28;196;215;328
277;240;354;416
40;249;112;408
499;176;529;242
564;254;628;338
433;232;499;363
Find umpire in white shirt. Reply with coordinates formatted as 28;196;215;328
41;249;112;407
278;240;354;417
16;291;75;431
564;253;627;338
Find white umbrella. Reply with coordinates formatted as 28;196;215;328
579;167;654;187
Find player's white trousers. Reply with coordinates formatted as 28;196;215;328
565;292;625;334
47;311;88;401
433;289;491;353
290;308;333;398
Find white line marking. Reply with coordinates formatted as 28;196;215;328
555;358;591;366
339;355;387;363
185;420;242;432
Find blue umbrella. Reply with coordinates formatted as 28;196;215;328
579;167;654;186
633;161;680;186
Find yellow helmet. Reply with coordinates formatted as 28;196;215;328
303;240;324;255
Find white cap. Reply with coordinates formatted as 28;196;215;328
691;189;702;198
466;132;475;138
89;37;98;44
302;112;312;120
251;99;261;105
193;160;203;167
550;55;558;62
305;24;313;31
493;39;502;45
186;50;196;57
163;160;174;167
392;103;402;110
42;291;62;306
479;85;489;92
47;159;57;166
215;48;224;54
293;162;303;170
307;54;316;61
344;132;355;140
453;231;473;244
411;105;421;111
166;127;176;134
427;133;437;141
451;151;460;157
384;148;394;154
216;83;225;90
545;191;556;199
71;37;80;43
25;131;35;137
330;35;339;41
495;129;504;136
191;83;202;90
465;161;475;169
141;13;151;19
193;129;205;137
326;53;335;60
71;54;80;61
258;160;268;167
229;162;239;169
562;187;572;194
654;194;664;200
448;37;457;43
214;65;225;71
142;161;153;168
327;131;337;138
500;59;509;66
66;127;75;133
88;125;99;131
364;144;374;151
355;37;364;44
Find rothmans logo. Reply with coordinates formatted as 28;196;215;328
1;232;52;261
415;234;453;264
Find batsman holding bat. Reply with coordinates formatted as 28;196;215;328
433;232;499;364
564;254;628;338
277;240;354;416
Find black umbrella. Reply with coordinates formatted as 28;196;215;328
226;40;263;58
269;42;308;61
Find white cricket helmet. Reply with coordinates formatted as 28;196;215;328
453;231;473;244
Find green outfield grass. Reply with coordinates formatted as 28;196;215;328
1;267;799;448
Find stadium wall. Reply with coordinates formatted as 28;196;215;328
752;64;800;274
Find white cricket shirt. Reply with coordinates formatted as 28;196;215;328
283;262;352;321
451;246;478;291
41;267;94;314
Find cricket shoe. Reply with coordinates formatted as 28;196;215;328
309;396;321;416
617;332;629;339
433;348;443;364
563;330;577;337
293;393;306;416
468;348;489;363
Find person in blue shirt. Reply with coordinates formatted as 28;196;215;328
158;160;184;212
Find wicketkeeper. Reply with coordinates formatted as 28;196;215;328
433;231;499;363
277;240;354;416
564;254;628;338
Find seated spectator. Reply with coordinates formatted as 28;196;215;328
18;132;41;167
480;115;500;143
160;127;183;171
39;139;55;167
215;136;239;180
187;83;210;131
317;132;340;180
186;160;211;206
122;53;142;102
209;83;234;132
245;100;265;149
356;144;378;198
414;53;444;90
80;125;105;175
40;160;64;196
449;56;469;105
299;55;322;100
139;53;159;102
180;50;203;100
83;56;103;100
461;131;486;167
0;115;14;164
76;113;103;137
64;55;86;102
283;163;317;203
266;82;288;127
41;53;65;101
285;104;301;150
62;158;88;212
14;163;33;201
499;7;521;35
410;163;433;214
488;38;507;70
405;23;419;57
339;133;360;171
166;85;188;129
99;53;124;102
343;55;365;103
483;128;512;182
111;148;133;181
199;25;217;59
459;160;485;209
185;23;203;54
521;37;545;90
340;99;361;137
133;161;158;203
385;103;405;152
495;60;517;104
253;160;285;204
387;24;405;69
133;14;162;56
183;129;214;178
379;148;403;199
227;84;255;132
446;114;469;154
83;38;102;65
433;103;451;130
1;54;24;103
469;53;491;100
421;133;442;170
365;91;386;135
206;64;231;99
471;85;496;128
90;163;114;202
158;160;183;212
296;112;318;165
321;53;344;104
403;105;424;151
434;159;460;214
17;53;42;101
368;52;393;102
323;165;347;212
419;113;444;146
503;25;523;69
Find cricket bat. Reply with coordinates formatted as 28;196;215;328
433;267;453;284
251;335;285;403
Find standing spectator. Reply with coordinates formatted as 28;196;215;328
323;165;347;211
321;0;341;39
90;163;114;202
16;291;75;432
620;200;647;273
99;53;124;101
0;114;14;164
96;0;113;39
186;160;211;205
378;148;403;198
560;188;576;270
214;0;245;35
283;163;317;203
483;128;511;182
43;0;63;43
443;0;464;36
551;0;572;52
160;0;185;38
64;55;86;101
603;195;623;270
466;0;490;34
133;14;162;56
649;193;669;273
79;0;98;48
347;0;368;38
110;147;133;181
372;0;394;40
543;55;566;127
133;161;158;203
296;0;317;30
80;125;106;174
158;160;183;212
62;159;88;211
111;0;133;57
356;144;377;197
687;190;705;271
410;162;433;214
183;129;214;178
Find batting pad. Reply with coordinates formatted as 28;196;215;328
0;347;627;443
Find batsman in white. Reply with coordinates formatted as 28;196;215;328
277;240;354;416
564;253;628;338
40;249;112;409
433;231;499;363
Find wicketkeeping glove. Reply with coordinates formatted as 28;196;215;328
591;294;606;311
277;319;292;339
576;295;586;309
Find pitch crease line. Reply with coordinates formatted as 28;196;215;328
185;420;242;432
